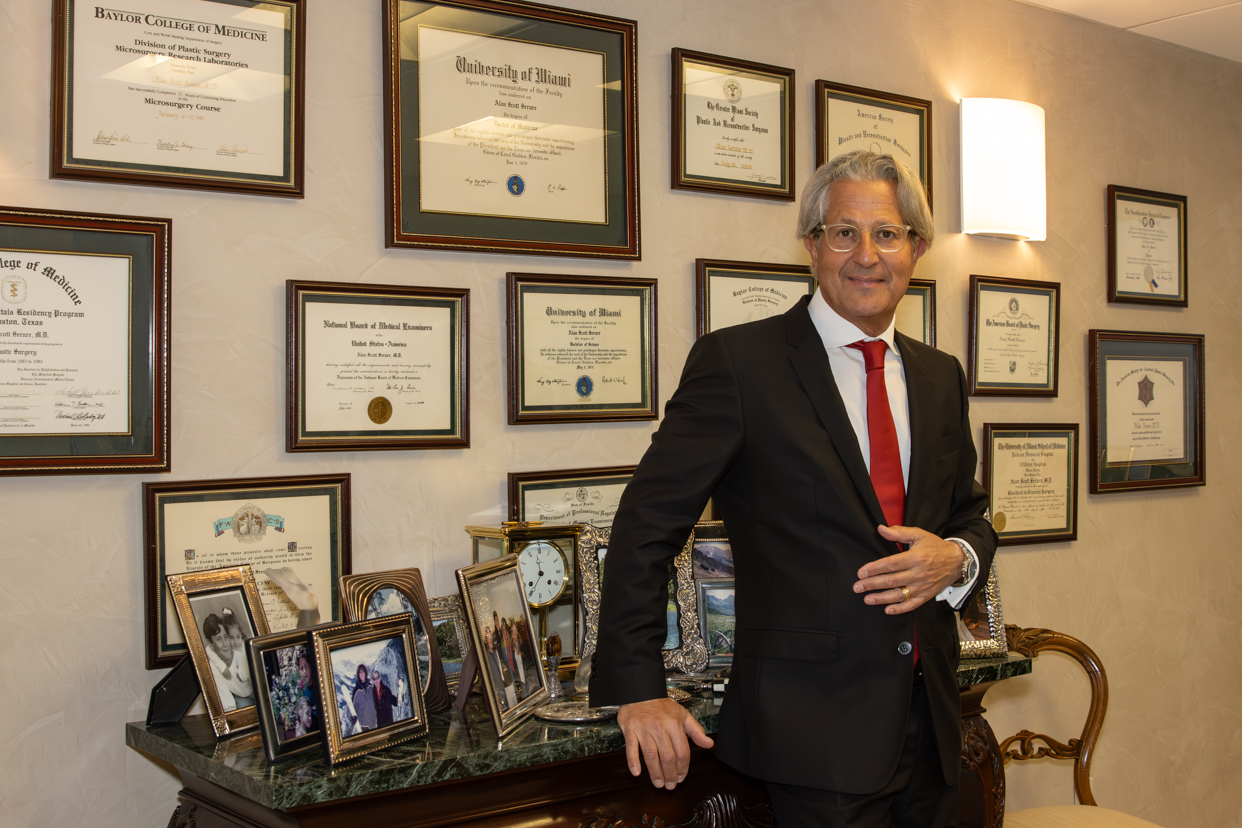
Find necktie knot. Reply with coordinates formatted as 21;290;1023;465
848;339;888;372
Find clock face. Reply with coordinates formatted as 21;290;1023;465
517;540;568;607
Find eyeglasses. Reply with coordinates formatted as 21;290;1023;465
814;223;914;253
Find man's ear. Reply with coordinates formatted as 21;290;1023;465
910;236;929;265
802;234;818;262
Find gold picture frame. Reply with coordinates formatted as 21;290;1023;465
167;564;271;738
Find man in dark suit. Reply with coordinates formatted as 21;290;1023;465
372;669;398;727
591;151;997;827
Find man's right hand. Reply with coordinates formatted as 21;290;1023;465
617;697;715;790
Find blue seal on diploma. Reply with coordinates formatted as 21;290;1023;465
507;175;525;196
576;375;593;398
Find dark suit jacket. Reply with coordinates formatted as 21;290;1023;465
590;297;997;794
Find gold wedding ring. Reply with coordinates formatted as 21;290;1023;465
899;586;911;602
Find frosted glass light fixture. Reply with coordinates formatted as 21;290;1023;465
960;98;1046;241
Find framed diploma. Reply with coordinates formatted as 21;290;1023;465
383;0;640;259
52;0;306;197
1088;330;1205;494
671;49;794;201
508;465;635;526
895;278;936;347
286;280;469;452
983;423;1079;545
968;275;1060;397
143;473;352;669
694;259;814;337
0;207;169;475
1107;185;1188;306
507;272;656;424
814;81;931;205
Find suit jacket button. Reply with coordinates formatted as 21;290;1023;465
897;641;913;655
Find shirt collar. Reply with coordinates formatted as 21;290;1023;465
807;289;900;355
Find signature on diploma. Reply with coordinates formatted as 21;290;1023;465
55;387;121;399
156;138;198;151
385;382;423;394
465;178;497;187
54;401;105;409
217;143;251;154
54;410;106;422
546;184;568;193
93;131;140;146
536;377;570;386
601;376;627;385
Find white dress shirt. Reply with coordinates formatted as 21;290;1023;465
807;290;979;608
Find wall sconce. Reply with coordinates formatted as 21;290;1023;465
960;98;1046;241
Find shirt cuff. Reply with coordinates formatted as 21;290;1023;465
935;538;980;611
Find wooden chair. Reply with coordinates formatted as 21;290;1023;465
999;625;1165;828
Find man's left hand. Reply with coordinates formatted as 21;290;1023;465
852;525;964;614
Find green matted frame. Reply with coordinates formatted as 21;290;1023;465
0;206;170;475
383;0;640;258
51;0;306;197
286;280;469;451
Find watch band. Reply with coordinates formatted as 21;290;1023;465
948;539;975;587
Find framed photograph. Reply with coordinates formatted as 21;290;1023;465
456;556;550;739
968;275;1060;397
246;623;334;761
143;473;351;669
690;521;733;579
167;564;271;738
0;207;169;475
286;280;468;452
428;594;471;692
694;259;814;337
1089;330;1205;494
1107;185;1187;306
507;465;635;527
309;614;430;765
507;273;657;425
895;278;936;348
697;578;736;668
814;81;932;205
383;0;639;259
671;49;794;201
339;568;450;712
577;526;708;676
52;0;306;197
959;562;1006;658
983;423;1079;545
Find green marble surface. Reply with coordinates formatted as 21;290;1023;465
126;656;1031;812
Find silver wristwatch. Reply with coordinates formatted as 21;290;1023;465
949;539;977;587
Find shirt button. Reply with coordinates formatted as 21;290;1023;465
897;641;913;656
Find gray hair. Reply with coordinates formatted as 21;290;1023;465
796;151;935;248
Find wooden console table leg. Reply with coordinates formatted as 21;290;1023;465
959;683;1005;828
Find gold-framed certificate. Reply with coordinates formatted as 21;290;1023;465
52;0;305;196
286;280;469;452
507;465;636;527
983;424;1079;545
672;49;795;201
506;273;656;424
968;275;1059;396
694;259;814;337
1107;185;1187;306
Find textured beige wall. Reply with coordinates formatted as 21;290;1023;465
1;1;1239;826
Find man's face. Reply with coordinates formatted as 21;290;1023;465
209;629;232;661
373;671;383;690
803;179;928;337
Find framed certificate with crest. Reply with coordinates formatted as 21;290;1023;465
968;275;1060;397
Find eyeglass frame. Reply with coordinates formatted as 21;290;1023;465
811;223;916;253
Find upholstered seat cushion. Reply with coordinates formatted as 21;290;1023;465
1006;805;1165;828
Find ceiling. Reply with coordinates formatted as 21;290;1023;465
1019;1;1242;63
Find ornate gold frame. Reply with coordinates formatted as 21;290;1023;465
959;563;1006;658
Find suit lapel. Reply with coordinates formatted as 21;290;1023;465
896;331;938;524
786;301;888;528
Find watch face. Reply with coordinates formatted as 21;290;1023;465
517;540;568;607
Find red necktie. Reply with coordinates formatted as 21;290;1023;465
848;339;918;664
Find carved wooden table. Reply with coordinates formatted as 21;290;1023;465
127;655;1030;828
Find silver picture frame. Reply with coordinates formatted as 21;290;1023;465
959;562;1006;658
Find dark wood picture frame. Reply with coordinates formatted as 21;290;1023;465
814;80;932;206
339;568;452;713
506;272;657;425
671;48;795;201
968;274;1060;397
51;0;307;197
0;206;170;475
1088;330;1205;494
507;465;636;525
897;278;936;347
246;623;336;761
143;473;352;669
383;0;640;259
1107;184;1188;306
286;280;469;452
982;423;1079;546
694;259;814;338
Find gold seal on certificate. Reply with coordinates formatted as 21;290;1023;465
368;397;393;425
992;513;1007;532
968;275;1060;397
